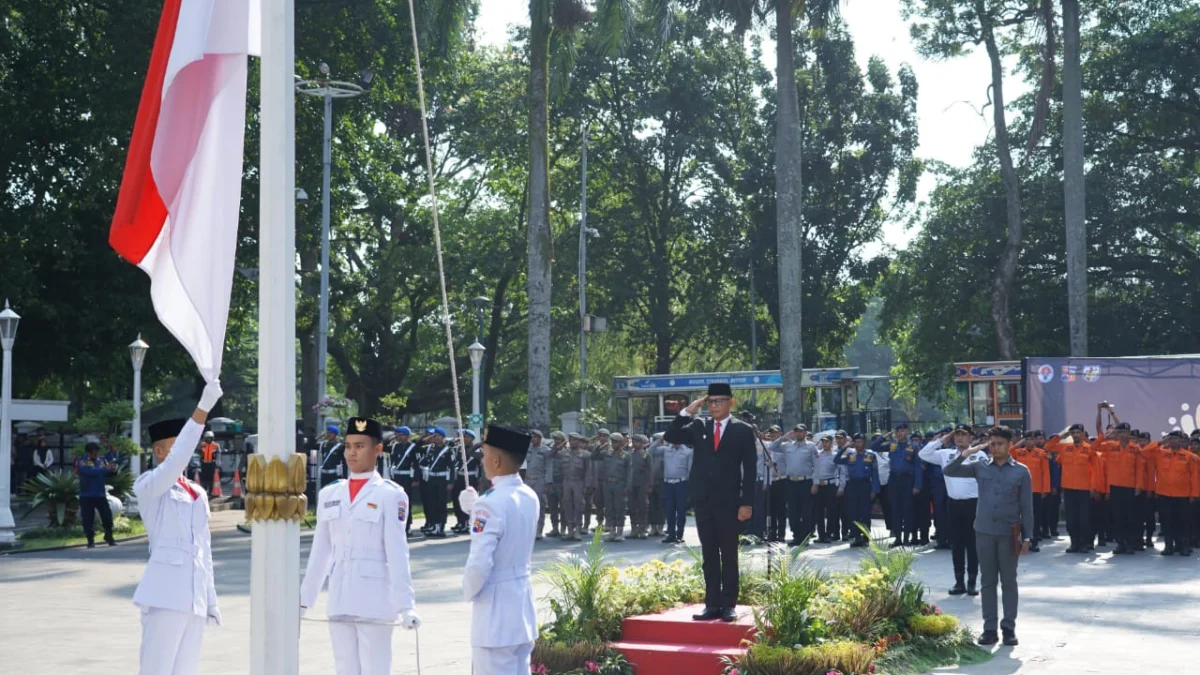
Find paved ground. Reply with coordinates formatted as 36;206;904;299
3;512;1197;674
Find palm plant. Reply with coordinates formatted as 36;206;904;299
753;546;827;647
20;469;81;527
539;529;623;643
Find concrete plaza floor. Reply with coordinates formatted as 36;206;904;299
2;511;1197;674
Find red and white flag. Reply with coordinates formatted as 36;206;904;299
110;0;260;383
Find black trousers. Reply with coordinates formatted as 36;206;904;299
949;498;978;583
815;484;839;539
1163;496;1190;548
785;479;813;540
201;461;216;494
452;476;470;527
914;487;932;532
877;484;893;532
1110;486;1136;546
1044;491;1061;535
1091;495;1110;543
395;476;415;532
1064;489;1091;549
79;496;114;540
1141;494;1158;539
426;478;449;526
695;500;740;609
768;480;789;540
1031;493;1044;542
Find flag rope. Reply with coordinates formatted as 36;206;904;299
405;0;470;475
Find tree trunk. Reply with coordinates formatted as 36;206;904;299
526;0;553;431
775;0;805;427
979;2;1021;360
1062;0;1088;356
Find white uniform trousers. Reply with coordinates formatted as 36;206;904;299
139;607;205;675
472;642;534;675
329;617;394;675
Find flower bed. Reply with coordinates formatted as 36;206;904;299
535;533;990;675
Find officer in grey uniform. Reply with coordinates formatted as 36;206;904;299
812;433;844;543
544;431;568;537
594;433;633;541
562;433;592;541
774;425;817;546
648;432;667;537
525;430;552;540
628;434;655;538
584;429;611;533
660;436;693;544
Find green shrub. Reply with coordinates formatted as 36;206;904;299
874;628;990;674
752;547;827;647
530;641;634;675
19;469;80;526
20;516;137;541
724;641;876;675
908;613;958;638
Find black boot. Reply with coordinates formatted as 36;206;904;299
917;529;930;546
967;579;979;596
105;531;117;546
86;535;96;549
949;579;967;595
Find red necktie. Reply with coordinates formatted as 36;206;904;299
713;420;721;452
349;478;368;502
177;477;198;500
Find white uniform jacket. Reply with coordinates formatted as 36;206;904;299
132;419;218;621
300;473;416;620
463;473;539;648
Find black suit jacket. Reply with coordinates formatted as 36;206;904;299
665;413;757;508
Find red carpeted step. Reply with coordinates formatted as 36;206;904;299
613;605;757;675
620;604;758;647
611;641;746;675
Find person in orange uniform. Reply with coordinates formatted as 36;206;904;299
1012;434;1049;552
1093;405;1142;554
199;430;220;495
1045;423;1095;553
1090;437;1110;548
1038;431;1062;539
1152;431;1197;556
1136;431;1160;550
1190;432;1200;550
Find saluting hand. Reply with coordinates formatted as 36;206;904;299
684;396;708;415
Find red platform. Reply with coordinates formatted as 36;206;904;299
611;605;757;675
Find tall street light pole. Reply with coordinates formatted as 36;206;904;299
128;335;149;479
579;124;589;412
469;341;485;438
296;63;366;434
0;301;21;548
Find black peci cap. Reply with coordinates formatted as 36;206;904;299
344;417;383;442
1068;423;1086;432
148;419;189;443
707;382;733;397
1115;422;1131;431
484;424;533;462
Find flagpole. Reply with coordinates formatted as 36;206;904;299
252;0;300;673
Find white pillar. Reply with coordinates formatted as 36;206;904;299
0;345;15;547
251;1;300;673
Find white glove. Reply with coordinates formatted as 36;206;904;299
458;487;478;514
199;380;224;413
400;610;421;630
207;608;223;627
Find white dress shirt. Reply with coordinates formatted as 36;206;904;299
919;439;987;500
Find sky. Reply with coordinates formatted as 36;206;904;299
473;0;1029;252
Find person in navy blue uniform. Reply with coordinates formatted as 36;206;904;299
923;428;951;549
76;442;117;548
835;433;880;547
874;423;923;547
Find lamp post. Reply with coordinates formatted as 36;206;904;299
0;300;21;547
468;341;485;438
128;335;149;478
296;63;368;434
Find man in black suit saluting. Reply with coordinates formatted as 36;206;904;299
665;383;757;622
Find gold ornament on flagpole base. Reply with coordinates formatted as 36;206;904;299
245;454;308;521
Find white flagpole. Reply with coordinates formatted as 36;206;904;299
252;0;300;673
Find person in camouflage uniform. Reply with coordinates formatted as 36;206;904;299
594;433;633;541
544;431;568;537
584;429;611;533
648;432;667;537
524;430;552;540
628;434;655;539
560;433;593;541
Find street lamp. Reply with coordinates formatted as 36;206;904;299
471;296;490;342
468;341;485;437
0;300;21;547
296;63;368;433
128;335;149;477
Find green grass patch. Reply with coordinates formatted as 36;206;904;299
18;516;147;551
874;629;992;674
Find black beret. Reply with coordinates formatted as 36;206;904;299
1068;423;1086;432
484;424;532;461
1031;429;1045;437
895;422;909;430
707;382;733;397
344;417;383;442
1115;422;1131;431
852;432;866;441
148;418;189;443
955;424;973;433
